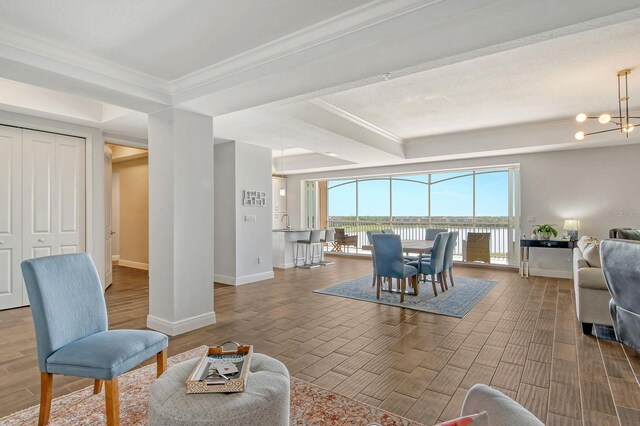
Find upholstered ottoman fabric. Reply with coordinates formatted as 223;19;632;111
148;353;290;426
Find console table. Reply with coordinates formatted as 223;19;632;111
520;239;577;278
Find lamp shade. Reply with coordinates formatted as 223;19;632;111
564;219;580;231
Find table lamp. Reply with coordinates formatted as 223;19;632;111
564;219;580;241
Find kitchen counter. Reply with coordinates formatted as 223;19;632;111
272;229;323;269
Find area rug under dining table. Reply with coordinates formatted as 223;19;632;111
1;346;423;426
314;275;498;318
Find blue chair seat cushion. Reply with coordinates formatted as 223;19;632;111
407;261;434;275
46;329;168;380
400;264;418;278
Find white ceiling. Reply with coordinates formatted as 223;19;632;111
0;0;370;80
320;18;640;139
1;1;640;173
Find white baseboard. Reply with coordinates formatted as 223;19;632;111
147;311;216;336
111;255;120;262
118;259;149;270
527;268;573;279
273;262;295;269
215;271;275;286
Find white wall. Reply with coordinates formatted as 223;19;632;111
286;143;640;278
214;141;274;285
235;142;273;279
0;109;106;286
214;142;236;279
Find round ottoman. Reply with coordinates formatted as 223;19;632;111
148;353;290;426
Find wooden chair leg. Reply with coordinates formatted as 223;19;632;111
449;267;455;286
39;373;53;426
105;378;120;426
157;348;168;377
442;272;449;290
400;278;406;303
376;276;381;299
439;273;445;292
413;275;419;296
93;379;103;394
431;275;438;297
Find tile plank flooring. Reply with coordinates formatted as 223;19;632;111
1;257;640;424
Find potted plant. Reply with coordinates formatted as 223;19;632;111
533;224;558;240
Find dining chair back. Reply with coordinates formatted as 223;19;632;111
425;228;448;240
382;229;395;234
407;232;448;296
371;233;418;302
443;231;459;287
371;233;405;278
366;230;383;245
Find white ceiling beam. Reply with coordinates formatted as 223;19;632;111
280;100;405;160
180;0;640;116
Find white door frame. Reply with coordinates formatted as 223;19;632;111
0;119;95;282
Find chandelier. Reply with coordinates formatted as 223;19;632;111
575;69;638;140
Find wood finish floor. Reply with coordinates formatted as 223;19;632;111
1;258;640;425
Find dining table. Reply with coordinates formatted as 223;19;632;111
363;239;435;294
362;239;434;255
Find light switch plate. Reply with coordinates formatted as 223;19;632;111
244;215;257;222
527;216;535;223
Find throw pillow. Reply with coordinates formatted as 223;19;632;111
436;411;489;426
578;236;601;267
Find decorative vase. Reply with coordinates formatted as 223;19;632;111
539;232;552;240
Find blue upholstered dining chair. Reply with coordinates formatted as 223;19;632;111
407;232;448;297
425;228;448;241
371;233;418;302
21;253;169;426
601;239;640;351
367;230;384;287
443;231;459;288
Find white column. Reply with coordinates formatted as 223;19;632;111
146;108;215;335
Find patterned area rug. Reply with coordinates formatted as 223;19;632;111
315;275;498;318
2;346;423;426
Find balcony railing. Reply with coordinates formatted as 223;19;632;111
326;219;513;265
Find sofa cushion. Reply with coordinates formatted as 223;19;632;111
616;229;640;241
577;236;601;267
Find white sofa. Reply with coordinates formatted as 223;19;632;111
573;243;612;334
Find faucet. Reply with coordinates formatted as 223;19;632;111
281;213;291;229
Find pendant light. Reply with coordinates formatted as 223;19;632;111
279;150;286;196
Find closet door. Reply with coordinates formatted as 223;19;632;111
0;126;23;310
22;130;85;304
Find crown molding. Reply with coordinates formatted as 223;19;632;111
0;25;171;103
309;98;404;144
170;0;445;97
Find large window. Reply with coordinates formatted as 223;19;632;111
323;166;519;264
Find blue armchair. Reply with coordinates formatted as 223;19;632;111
21;253;169;426
600;239;640;351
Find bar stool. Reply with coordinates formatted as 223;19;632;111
319;229;335;266
296;230;322;269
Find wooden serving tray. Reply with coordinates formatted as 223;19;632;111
186;342;253;394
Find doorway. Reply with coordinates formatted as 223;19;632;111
104;143;149;288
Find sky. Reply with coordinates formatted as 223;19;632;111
327;171;509;217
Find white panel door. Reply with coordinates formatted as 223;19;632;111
0;126;23;310
22;130;85;305
104;146;113;289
